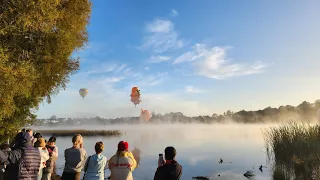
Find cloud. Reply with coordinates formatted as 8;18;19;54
170;9;178;17
144;67;150;71
185;86;203;93
124;68;131;74
140;19;184;54
173;44;267;79
149;55;172;63
78;63;128;78
133;72;169;89
114;64;127;73
104;77;124;83
145;19;173;33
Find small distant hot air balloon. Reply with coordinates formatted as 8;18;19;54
130;87;141;107
140;109;150;121
79;88;88;99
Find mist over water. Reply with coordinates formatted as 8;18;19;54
35;123;278;180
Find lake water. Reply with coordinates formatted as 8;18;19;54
38;124;274;180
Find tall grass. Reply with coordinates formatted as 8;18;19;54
263;121;320;179
35;129;123;137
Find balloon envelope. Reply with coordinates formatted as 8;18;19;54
79;88;88;99
130;87;141;105
140;109;150;121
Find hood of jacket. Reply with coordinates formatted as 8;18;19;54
92;154;105;163
13;132;32;149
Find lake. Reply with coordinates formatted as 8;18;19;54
38;123;274;180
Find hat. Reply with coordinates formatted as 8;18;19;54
118;141;129;151
48;136;56;143
15;132;31;145
34;138;46;148
34;133;42;139
165;146;176;160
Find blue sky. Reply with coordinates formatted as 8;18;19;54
37;0;320;118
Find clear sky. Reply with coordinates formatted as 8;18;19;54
37;0;320;119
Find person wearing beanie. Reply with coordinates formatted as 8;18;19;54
34;138;49;180
0;132;41;180
154;146;182;180
108;141;137;180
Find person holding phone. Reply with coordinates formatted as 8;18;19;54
61;134;87;180
154;146;182;180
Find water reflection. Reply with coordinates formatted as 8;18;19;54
40;124;272;179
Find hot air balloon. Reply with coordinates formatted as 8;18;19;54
130;87;141;107
140;109;150;121
79;88;88;99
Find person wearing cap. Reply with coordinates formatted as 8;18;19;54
0;132;41;180
108;141;137;180
154;146;182;180
34;138;49;180
42;136;59;180
61;134;87;180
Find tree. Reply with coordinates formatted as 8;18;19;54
50;115;57;120
0;0;92;141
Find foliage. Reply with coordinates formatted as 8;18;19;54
264;121;320;179
0;0;92;142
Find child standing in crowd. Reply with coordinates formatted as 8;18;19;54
83;142;107;180
42;136;59;180
34;138;49;180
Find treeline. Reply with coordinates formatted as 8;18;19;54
34;100;320;126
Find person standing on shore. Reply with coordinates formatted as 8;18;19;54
0;132;41;180
154;146;182;180
34;138;49;180
0;143;11;180
108;141;137;180
42;136;59;180
83;142;107;180
61;134;87;180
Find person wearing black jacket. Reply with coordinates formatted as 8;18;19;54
154;146;182;180
0;132;41;180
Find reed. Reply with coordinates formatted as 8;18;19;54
35;129;122;137
263;121;320;179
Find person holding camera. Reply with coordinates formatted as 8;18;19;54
154;146;182;180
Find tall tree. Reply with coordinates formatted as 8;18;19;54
0;0;92;141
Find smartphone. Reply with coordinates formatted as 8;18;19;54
159;153;163;157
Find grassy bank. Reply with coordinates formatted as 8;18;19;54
35;129;123;137
263;121;320;179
